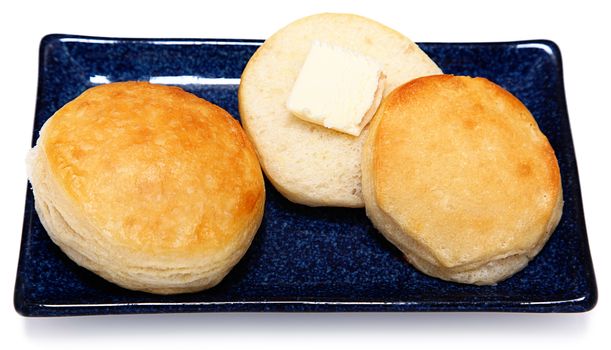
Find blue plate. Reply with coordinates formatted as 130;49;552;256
15;35;597;316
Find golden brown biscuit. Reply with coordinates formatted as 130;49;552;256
362;75;563;285
28;82;265;294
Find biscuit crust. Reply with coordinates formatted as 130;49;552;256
362;75;563;285
29;82;265;294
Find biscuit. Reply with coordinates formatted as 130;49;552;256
28;82;265;294
362;75;563;285
238;13;441;207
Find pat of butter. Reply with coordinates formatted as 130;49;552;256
286;41;386;136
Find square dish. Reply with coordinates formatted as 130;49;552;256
15;35;597;316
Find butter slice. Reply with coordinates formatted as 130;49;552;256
286;41;386;136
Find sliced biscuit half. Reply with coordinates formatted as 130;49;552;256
239;13;441;207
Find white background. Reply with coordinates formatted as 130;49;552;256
1;0;609;348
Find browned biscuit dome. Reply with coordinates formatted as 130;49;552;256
28;82;265;294
362;75;563;285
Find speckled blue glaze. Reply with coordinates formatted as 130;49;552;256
14;35;597;316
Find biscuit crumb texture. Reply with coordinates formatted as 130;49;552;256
239;13;441;207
